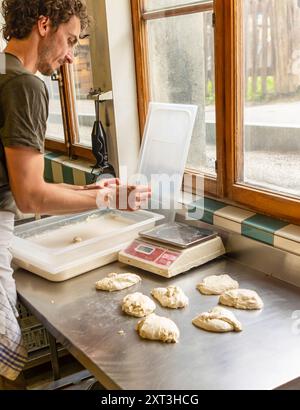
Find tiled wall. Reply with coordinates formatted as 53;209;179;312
188;198;300;258
44;152;109;186
44;153;300;258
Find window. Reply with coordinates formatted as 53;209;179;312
44;0;111;162
131;0;300;224
43;53;96;159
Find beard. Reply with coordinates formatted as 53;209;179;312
37;38;61;76
37;48;55;76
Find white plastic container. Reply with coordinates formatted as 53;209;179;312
134;102;198;221
12;209;163;282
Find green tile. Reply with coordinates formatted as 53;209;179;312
243;214;288;233
187;202;204;222
201;210;215;225
242;214;288;245
242;225;275;245
44;157;53;182
62;165;74;185
203;198;227;213
189;198;227;224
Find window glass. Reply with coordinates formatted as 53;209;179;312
147;11;216;174
42;75;65;142
241;0;300;197
72;37;94;147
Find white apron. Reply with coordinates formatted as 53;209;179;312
0;211;27;381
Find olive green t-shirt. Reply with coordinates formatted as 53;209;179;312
0;52;49;216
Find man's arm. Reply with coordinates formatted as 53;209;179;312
57;183;85;191
5;147;151;215
5;147;100;214
57;178;120;191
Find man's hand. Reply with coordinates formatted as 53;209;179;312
82;178;121;191
96;184;151;211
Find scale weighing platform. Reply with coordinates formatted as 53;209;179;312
118;223;226;278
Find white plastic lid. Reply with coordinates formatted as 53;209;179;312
136;102;198;221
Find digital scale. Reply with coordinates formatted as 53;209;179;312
118;223;225;278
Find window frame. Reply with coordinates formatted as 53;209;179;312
131;0;225;198
131;0;300;225
44;57;95;162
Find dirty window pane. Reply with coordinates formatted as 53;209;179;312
241;0;300;198
72;37;94;147
42;75;65;143
147;12;216;174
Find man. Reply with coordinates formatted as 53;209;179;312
0;0;150;389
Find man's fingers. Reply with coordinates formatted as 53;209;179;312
83;183;102;190
135;192;152;202
97;178;120;188
96;183;152;211
104;178;120;187
96;188;114;209
132;185;152;193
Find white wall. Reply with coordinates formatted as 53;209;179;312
105;0;140;179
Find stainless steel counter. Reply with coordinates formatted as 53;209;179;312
15;257;300;390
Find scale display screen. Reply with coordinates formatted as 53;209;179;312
140;223;217;248
136;244;155;255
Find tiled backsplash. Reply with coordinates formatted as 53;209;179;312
44;152;99;185
188;198;300;257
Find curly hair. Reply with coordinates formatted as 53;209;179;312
1;0;90;41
